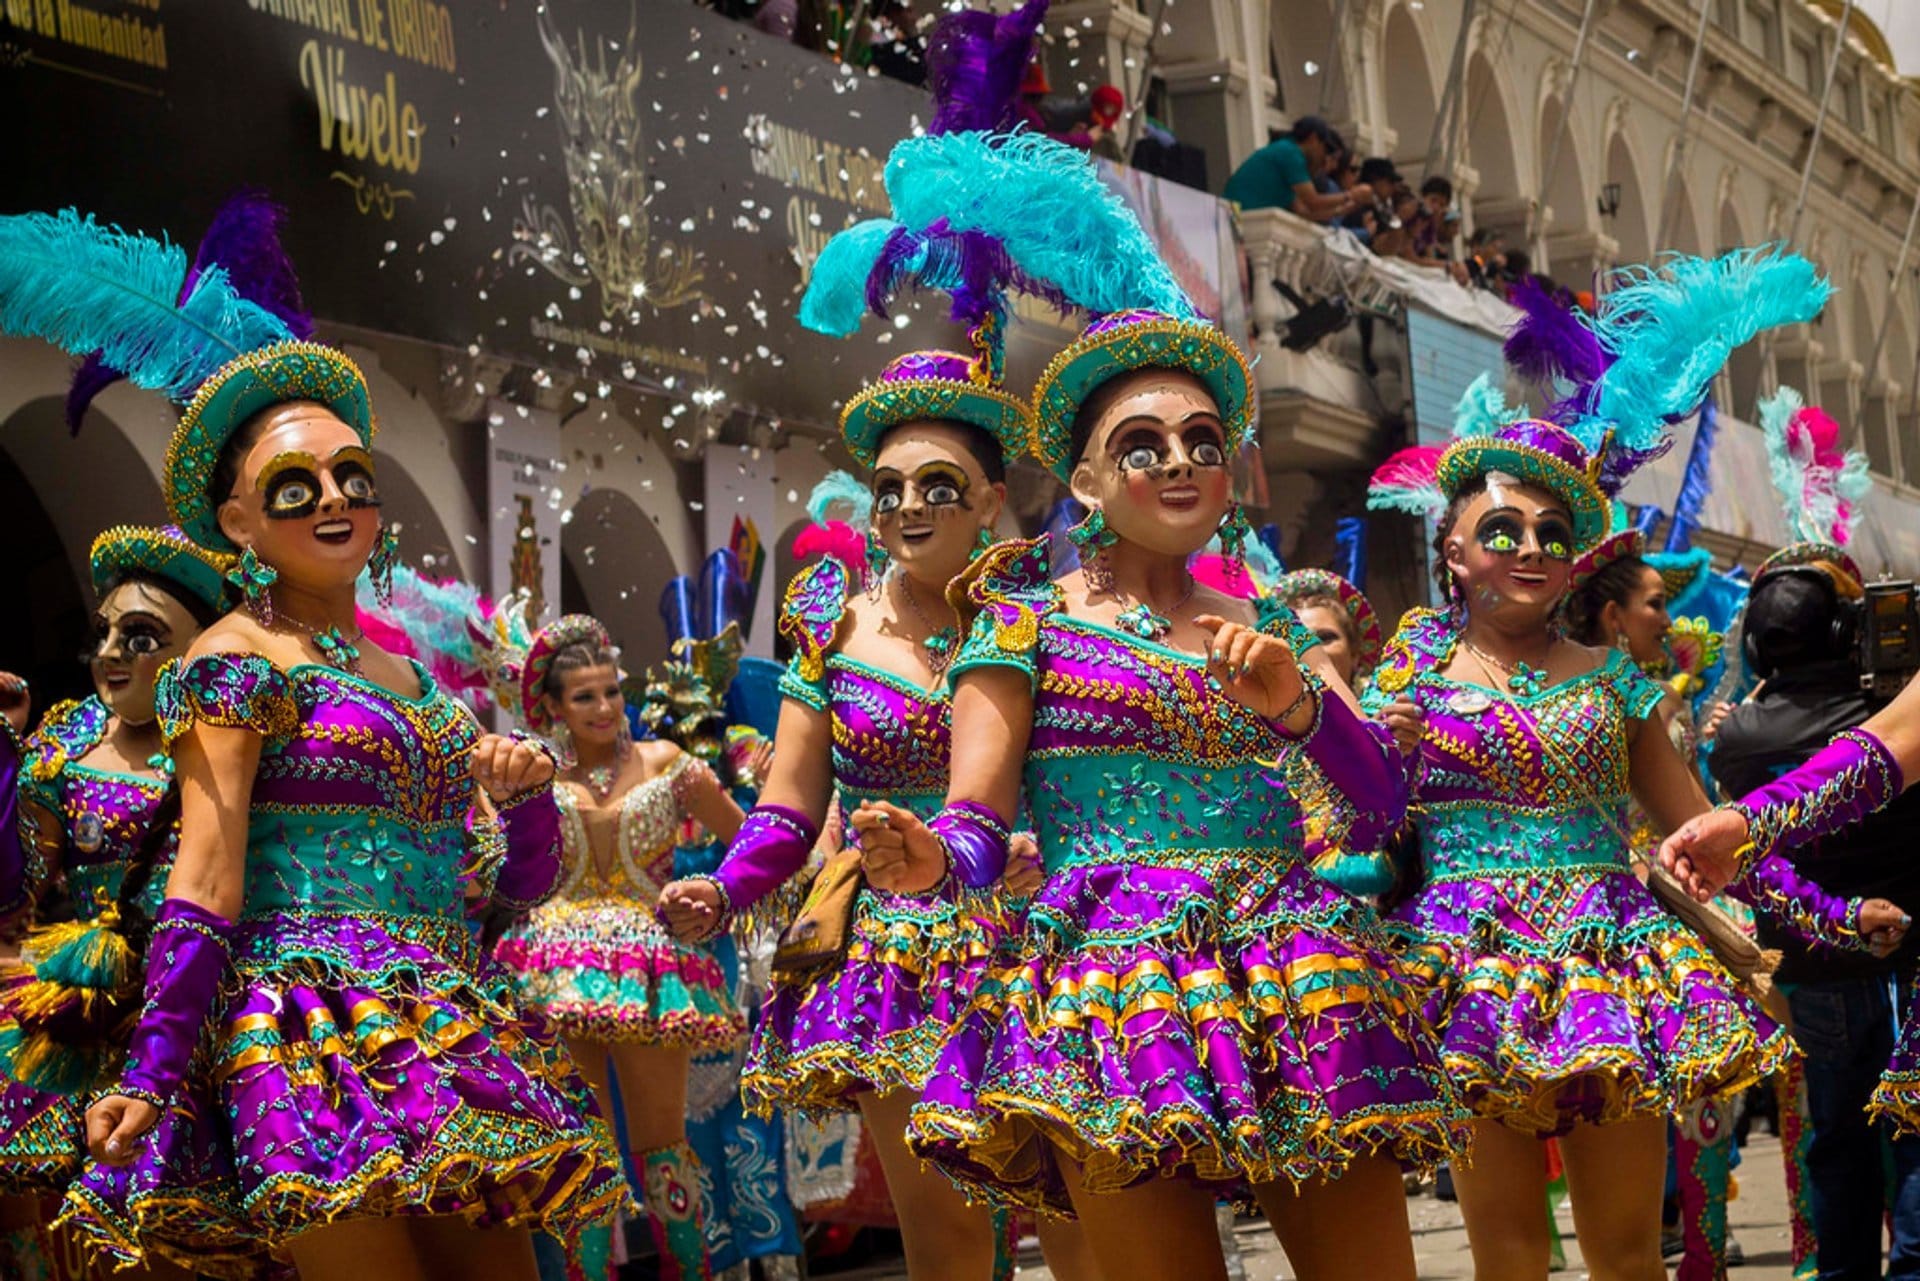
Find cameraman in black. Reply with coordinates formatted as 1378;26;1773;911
1711;556;1920;1280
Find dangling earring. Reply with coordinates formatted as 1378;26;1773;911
227;546;278;626
1615;631;1632;654
1219;503;1254;579
864;528;889;602
1444;572;1466;627
975;526;995;555
549;721;577;770
1067;508;1116;593
370;523;401;607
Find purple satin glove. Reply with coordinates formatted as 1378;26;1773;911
1286;683;1414;853
0;720;25;918
1729;851;1867;954
490;784;563;910
928;800;1011;891
1733;728;1904;865
117;897;234;1109
712;804;819;912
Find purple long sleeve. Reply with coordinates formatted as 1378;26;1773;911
1289;684;1414;854
1733;728;1905;866
490;785;563;910
712;804;819;911
1728;851;1865;954
929;800;1011;890
0;721;25;919
118;898;233;1108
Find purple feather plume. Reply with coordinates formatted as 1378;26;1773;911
926;0;1050;135
65;189;310;433
1594;435;1675;499
866;218;1070;328
1504;276;1608;391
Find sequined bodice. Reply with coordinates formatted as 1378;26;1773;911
23;697;173;919
829;657;951;823
1399;653;1660;882
1022;619;1306;872
554;754;695;901
159;656;480;922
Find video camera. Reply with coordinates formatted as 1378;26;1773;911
1859;579;1920;699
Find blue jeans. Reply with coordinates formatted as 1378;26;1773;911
1789;975;1920;1280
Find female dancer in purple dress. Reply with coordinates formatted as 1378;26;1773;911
659;337;1090;1278
0;526;228;1270
64;350;628;1278
819;139;1463;1273
0;203;631;1276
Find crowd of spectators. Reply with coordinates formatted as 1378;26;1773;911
1224;115;1567;304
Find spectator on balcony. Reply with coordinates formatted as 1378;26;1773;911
1222;116;1373;224
1048;85;1125;157
1390;175;1469;285
1467;227;1509;290
1342;158;1404;246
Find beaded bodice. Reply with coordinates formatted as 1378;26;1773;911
553;753;699;900
21;696;173;919
1367;613;1664;883
776;557;954;826
952;538;1324;875
157;653;481;922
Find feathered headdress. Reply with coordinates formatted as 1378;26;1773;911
0;209;295;404
0;203;370;552
65;191;312;434
1503;247;1831;495
1758;385;1870;548
798;2;1064;467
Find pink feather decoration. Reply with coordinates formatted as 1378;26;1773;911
1366;445;1448;518
793;519;867;573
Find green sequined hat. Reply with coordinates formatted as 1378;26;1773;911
88;523;234;616
840;333;1033;469
164;340;375;554
1029;309;1254;483
1433;419;1612;552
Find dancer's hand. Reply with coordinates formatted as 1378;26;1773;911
748;739;775;788
1196;615;1308;725
1860;899;1912;958
470;734;555;803
0;671;28;734
86;1094;158;1165
658;879;724;942
850;801;946;894
1658;808;1751;902
1003;832;1043;898
1379;698;1426;756
1700;700;1734;744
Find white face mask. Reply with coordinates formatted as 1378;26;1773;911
1484;469;1519;510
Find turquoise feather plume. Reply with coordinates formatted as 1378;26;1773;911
799;219;904;338
885;132;1195;319
1452;372;1528;439
0;209;293;402
807;470;873;526
1572;247;1831;452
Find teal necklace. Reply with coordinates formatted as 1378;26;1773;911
1113;575;1195;642
896;575;958;678
281;611;365;675
1461;636;1548;698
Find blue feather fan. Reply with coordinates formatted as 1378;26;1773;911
0;210;292;402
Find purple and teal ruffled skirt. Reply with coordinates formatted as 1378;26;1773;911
61;910;629;1278
743;885;1006;1116
906;857;1467;1215
1390;866;1795;1136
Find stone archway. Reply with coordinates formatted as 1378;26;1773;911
0;393;167;713
561;486;681;669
